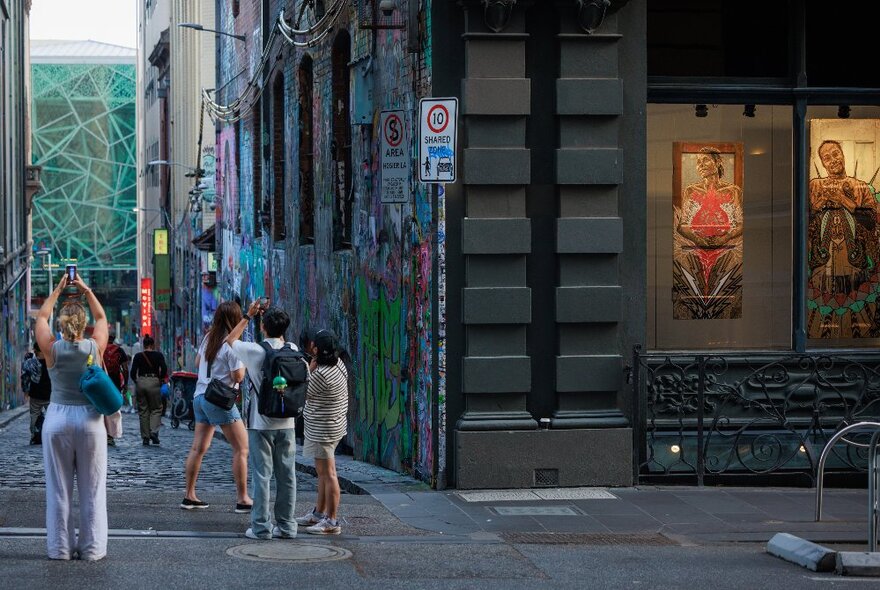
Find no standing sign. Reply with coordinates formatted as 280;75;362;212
419;97;458;183
380;110;409;203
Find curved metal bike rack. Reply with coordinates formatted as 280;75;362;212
815;421;880;551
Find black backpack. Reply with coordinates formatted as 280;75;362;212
253;342;308;418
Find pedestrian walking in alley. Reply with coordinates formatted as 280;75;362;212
298;330;348;535
130;336;167;446
182;301;253;512
34;273;110;561
22;343;52;445
102;334;129;446
227;300;308;540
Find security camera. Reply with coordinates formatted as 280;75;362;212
379;0;396;17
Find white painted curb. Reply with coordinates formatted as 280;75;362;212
766;532;836;572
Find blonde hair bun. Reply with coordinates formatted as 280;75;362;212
59;302;87;341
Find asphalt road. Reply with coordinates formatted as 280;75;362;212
0;408;874;588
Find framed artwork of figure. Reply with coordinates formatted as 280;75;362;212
672;141;745;320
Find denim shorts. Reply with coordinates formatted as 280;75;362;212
193;395;241;426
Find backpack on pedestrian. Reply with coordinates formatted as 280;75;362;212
21;354;41;394
103;343;126;390
253;342;308;418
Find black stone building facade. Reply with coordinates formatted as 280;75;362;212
439;0;880;488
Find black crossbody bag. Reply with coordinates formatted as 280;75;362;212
204;358;238;411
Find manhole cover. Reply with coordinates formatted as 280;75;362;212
491;506;583;516
501;533;677;546
227;542;353;563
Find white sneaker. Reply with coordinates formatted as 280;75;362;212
244;527;271;540
295;510;322;526
306;518;341;535
272;526;296;539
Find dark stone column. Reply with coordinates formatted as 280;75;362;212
456;2;537;434
552;11;629;429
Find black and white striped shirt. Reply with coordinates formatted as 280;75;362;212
304;360;348;443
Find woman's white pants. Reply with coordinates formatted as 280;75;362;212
42;403;108;560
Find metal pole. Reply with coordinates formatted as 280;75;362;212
815;422;880;521
870;431;880;551
697;356;706;487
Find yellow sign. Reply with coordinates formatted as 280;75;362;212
154;229;168;255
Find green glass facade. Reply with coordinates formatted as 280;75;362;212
31;62;137;272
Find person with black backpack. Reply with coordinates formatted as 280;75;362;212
226;301;308;540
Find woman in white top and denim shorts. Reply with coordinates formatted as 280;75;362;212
181;301;253;513
34;273;110;561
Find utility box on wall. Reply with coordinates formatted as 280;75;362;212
352;56;374;125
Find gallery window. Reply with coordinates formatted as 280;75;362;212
331;30;352;250
647;1;880;352
647;105;793;350
805;106;880;347
298;55;315;244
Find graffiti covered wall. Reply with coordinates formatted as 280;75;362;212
215;1;438;483
1;283;30;410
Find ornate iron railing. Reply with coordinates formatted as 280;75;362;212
633;347;880;485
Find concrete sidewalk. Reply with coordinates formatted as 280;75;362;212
3;405;873;547
306;453;872;545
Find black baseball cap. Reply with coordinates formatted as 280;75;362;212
314;330;337;358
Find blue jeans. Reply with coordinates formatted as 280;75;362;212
249;428;297;537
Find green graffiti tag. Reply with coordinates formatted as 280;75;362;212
357;280;404;436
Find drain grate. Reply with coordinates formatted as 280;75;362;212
227;543;353;563
491;505;583;516
534;468;559;487
501;532;677;546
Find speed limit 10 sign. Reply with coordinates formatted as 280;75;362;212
419;97;458;183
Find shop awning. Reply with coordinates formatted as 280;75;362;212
191;224;216;252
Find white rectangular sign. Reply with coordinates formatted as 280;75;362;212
419;97;458;183
380;110;410;203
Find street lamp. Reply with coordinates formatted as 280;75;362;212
133;206;173;228
178;22;246;42
147;159;204;178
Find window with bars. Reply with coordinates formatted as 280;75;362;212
252;98;262;237
298;55;315;244
271;74;286;242
331;31;352;250
234;120;242;233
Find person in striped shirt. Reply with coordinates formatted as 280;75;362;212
296;330;348;535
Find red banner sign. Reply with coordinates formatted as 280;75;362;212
140;278;153;337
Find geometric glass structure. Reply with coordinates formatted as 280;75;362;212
31;42;137;272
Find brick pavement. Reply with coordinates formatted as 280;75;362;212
0;406;316;493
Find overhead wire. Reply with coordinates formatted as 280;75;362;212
202;3;347;124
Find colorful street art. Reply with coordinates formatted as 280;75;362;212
1;283;30;409
214;4;437;484
808;120;880;339
673;142;744;320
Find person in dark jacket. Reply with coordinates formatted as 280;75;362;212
23;342;52;445
130;336;168;446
